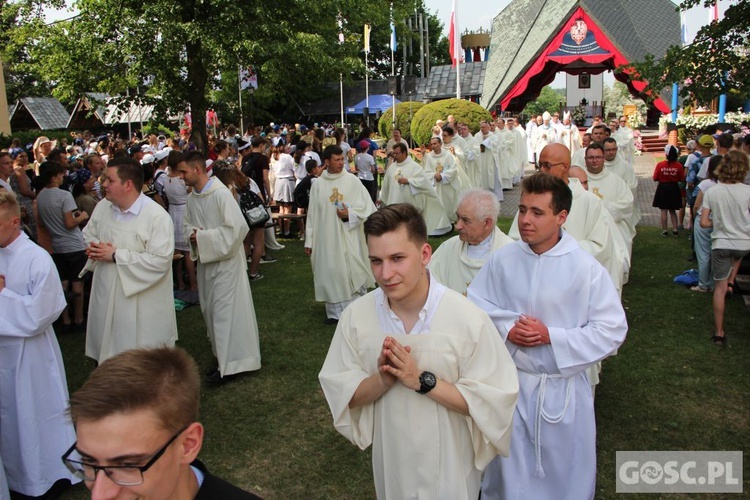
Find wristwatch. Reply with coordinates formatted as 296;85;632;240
416;371;437;394
112;252;117;264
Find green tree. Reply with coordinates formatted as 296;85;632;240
603;82;647;119
626;0;749;107
522;86;565;117
410;99;491;146
4;0;437;151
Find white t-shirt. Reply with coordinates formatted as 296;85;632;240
354;153;376;181
702;182;750;251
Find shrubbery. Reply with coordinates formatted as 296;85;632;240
377;101;425;142
409;99;492;146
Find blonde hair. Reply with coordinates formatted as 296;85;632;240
0;190;21;217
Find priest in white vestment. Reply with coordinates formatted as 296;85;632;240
319;204;518;500
612;117;635;165
430;189;513;294
468;173;627;500
495;119;518;190
532;112;557;163
509;144;627;294
585;144;636;268
179;154;261;380
603;137;641;228
0;191;79;496
557;113;582;156
81;158;177;363
459;123;481;188
570;132;592;169
507;118;527;184
305;145;377;322
379;143;451;236
422;137;468;222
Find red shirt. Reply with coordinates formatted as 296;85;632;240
653;160;685;183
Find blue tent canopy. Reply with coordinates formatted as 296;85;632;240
346;94;401;114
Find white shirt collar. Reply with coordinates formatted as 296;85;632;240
112;192;147;216
374;271;447;335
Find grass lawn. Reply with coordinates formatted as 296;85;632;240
56;221;749;499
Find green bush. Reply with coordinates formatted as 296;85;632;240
377;101;425;142
0;130;74;150
410;99;492;146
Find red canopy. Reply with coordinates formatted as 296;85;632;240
500;7;669;113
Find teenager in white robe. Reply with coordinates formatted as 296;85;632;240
379;144;451;236
180;156;261;378
525;117;538;163
468;175;627;500
305;146;376;321
81;160;177;363
422;137;468;222
612;119;635;165
319;204;518;500
0;192;79;496
430;189;513;294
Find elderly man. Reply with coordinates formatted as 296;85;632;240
532;112;557;163
319;204;518;500
570;133;592;169
179;152;261;383
305;145;377;323
469;173;627;500
64;347;261;498
379;143;451;236
0;191;79;498
81;157;177;363
430;189;513;294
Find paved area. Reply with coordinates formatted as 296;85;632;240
499;153;662;227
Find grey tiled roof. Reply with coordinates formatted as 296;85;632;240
66;93;110;129
10;97;70;130
424;62;486;100
481;0;680;110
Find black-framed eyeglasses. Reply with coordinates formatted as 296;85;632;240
61;425;188;486
538;161;565;170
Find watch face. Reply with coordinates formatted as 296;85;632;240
422;372;436;387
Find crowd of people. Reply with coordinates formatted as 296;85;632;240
0;109;748;499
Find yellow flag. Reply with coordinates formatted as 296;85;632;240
364;24;371;53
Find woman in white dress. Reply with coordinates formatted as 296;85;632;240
271;146;296;236
163;151;197;290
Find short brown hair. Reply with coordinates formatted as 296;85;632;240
521;172;572;215
107;156;144;191
69;347;200;433
716;150;749;183
364;203;427;245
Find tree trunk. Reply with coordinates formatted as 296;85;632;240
185;38;209;155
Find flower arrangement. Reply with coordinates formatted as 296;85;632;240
571;105;587;126
633;130;643;156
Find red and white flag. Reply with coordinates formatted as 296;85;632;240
448;0;460;66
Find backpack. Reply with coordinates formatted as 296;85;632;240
238;185;270;227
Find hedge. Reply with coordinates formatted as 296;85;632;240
410;99;492;146
377;101;425;142
0;131;75;151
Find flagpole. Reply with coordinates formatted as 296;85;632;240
450;0;461;99
340;73;344;126
391;3;396;128
238;66;244;135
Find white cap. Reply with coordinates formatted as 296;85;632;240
140;154;155;165
154;149;170;162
